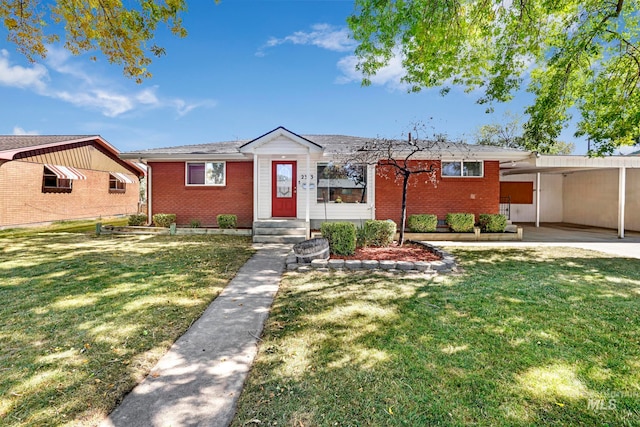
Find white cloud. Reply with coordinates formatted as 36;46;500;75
259;24;409;92
54;89;135;117
172;99;218;117
0;49;48;91
336;52;409;91
12;126;39;135
258;23;356;56
0;48;214;118
136;88;160;106
45;46;95;85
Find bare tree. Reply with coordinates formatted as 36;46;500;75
341;125;472;246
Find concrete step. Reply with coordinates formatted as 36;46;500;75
253;227;307;236
253;235;307;244
253;219;307;228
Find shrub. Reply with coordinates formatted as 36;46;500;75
407;214;438;232
356;224;367;248
128;214;147;226
152;213;176;228
479;214;507;232
217;214;237;229
362;220;396;247
320;222;356;255
189;219;201;228
446;213;475;232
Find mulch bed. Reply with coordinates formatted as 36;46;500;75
331;242;441;262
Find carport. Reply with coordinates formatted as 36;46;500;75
501;154;640;238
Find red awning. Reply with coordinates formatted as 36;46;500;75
111;172;135;184
44;164;87;180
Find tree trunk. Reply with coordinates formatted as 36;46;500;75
399;173;409;246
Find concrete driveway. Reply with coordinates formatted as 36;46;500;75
429;223;640;260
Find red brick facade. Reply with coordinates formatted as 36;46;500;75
0;160;140;228
148;159;499;228
374;160;500;224
150;161;253;227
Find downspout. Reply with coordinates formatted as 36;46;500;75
535;172;541;228
618;166;626;239
145;161;152;225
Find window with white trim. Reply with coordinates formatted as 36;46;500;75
316;162;367;203
441;161;483;177
186;162;225;186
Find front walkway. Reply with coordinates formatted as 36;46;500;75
426;223;640;259
101;243;290;427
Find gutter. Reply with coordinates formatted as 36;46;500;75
120;153;248;161
143;160;153;225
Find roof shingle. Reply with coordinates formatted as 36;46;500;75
0;135;98;152
122;134;527;157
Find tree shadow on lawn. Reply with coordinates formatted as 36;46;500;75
0;233;253;426
233;247;640;426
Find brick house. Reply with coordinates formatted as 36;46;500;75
122;127;529;242
0;135;144;229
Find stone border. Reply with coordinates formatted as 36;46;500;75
285;241;457;274
97;223;252;236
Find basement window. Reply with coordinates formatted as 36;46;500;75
441;161;483;177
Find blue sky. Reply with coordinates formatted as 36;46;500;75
0;1;600;154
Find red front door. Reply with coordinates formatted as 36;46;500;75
272;161;297;217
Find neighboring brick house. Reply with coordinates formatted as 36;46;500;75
121;127;529;240
0;135;144;228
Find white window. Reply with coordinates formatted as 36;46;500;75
441;161;483;177
317;162;367;203
186;162;225;186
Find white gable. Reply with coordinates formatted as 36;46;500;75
239;126;323;155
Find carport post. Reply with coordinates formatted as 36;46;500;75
618;166;626;239
535;172;541;227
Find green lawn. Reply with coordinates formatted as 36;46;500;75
0;226;254;426
232;247;640;426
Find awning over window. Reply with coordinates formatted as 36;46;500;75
111;172;134;184
45;164;87;180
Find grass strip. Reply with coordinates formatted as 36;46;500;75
232;247;640;426
0;229;253;426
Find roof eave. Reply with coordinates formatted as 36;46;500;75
239;126;323;153
120;153;249;161
0;135;106;160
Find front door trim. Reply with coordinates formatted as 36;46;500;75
271;160;297;217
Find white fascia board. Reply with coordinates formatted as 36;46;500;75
536;155;640;168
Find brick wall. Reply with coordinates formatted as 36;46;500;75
0;160;140;227
375;160;500;224
150;161;253;227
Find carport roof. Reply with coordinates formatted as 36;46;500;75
501;154;640;175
